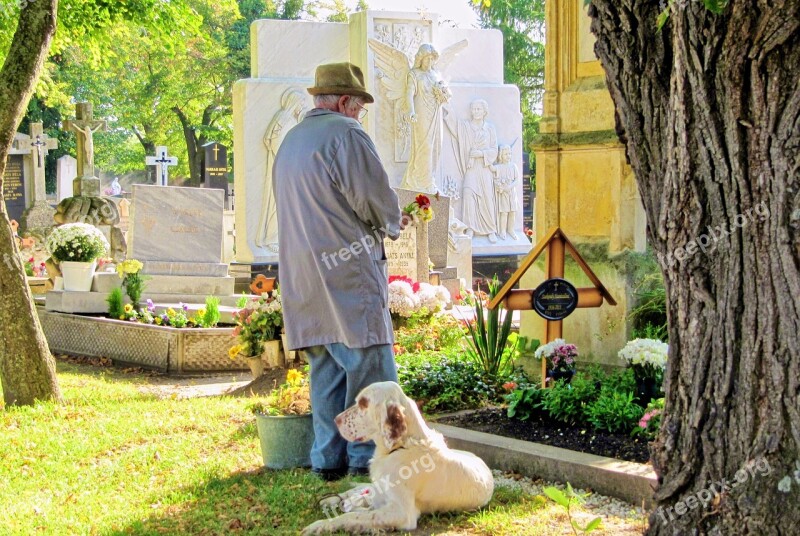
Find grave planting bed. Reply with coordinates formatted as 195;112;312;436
37;308;248;375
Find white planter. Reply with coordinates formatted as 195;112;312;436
60;260;97;292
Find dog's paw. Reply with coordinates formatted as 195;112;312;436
301;520;331;535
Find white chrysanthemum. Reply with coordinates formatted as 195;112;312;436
46;222;109;262
535;338;567;359
388;280;419;317
618;338;668;368
416;282;451;313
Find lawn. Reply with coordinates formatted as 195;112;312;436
0;360;643;535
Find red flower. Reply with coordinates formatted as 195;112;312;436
415;194;431;209
28;257;34;262
502;381;517;392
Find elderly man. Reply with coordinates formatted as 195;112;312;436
274;62;404;480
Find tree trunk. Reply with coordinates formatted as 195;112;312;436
172;106;208;186
589;0;800;533
0;0;62;407
132;124;157;183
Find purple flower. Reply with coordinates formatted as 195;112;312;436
146;299;155;312
181;302;189;312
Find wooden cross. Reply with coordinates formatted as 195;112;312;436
145;146;178;186
64;102;107;178
489;227;616;388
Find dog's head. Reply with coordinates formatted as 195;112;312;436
335;381;408;451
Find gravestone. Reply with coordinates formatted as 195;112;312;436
233;10;530;262
385;224;428;283
3;154;26;223
127;185;230;283
57;155;77;201
203;142;229;207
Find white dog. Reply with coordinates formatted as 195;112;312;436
302;381;494;534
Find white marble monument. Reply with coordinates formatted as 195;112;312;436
233;11;530;263
56;155;77;201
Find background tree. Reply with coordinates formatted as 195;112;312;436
471;0;545;153
585;0;800;533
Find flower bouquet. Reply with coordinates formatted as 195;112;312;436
116;259;147;309
229;291;283;359
403;194;435;223
46;222;109;263
388;275;450;320
618;338;668;380
535;338;578;383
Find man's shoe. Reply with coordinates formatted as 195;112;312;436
312;467;347;481
348;466;370;477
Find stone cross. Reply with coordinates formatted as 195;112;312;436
64;102;107;179
25;123;58;203
145;146;178;186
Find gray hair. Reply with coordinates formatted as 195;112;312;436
314;94;365;113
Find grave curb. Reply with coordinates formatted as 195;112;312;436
430;422;657;508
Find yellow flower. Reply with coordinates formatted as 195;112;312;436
198;309;206;317
167;308;176;317
228;345;244;360
119;315;125;320
286;369;303;385
123;304;133;313
154;317;162;325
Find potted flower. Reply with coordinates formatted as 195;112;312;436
618;338;668;406
45;222;109;291
535;338;578;384
229;291;284;377
249;367;313;469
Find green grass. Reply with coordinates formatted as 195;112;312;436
0;361;638;535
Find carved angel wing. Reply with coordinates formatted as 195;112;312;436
436;39;469;72
368;37;411;102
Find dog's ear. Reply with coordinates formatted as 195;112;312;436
381;401;407;451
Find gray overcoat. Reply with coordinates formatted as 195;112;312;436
274;109;402;350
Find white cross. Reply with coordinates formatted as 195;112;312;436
145;146;178;186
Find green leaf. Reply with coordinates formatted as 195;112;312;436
702;0;729;13
543;486;570;508
585;517;603;532
656;7;670;31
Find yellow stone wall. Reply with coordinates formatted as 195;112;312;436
519;0;647;370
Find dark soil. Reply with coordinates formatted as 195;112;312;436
436;407;652;464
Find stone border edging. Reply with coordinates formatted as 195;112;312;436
431;422;657;508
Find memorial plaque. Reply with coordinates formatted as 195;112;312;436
203;142;229;206
385;227;419;281
4;155;26;223
128;184;224;263
532;278;578;320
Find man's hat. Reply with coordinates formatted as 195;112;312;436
307;62;374;103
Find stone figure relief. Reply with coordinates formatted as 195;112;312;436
490;144;519;240
255;87;310;253
369;37;468;194
444;99;499;242
447;206;471;252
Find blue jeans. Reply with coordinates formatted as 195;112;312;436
302;343;398;471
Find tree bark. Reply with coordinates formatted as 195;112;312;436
0;0;62;406
172;105;212;186
589;0;800;533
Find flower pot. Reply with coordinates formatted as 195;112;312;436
255;412;314;469
60;260;97;292
547;369;575;384
280;333;296;363
635;377;659;406
262;339;284;368
245;355;265;379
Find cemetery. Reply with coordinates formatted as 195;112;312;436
1;1;797;536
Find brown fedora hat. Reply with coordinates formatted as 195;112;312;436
307;62;374;103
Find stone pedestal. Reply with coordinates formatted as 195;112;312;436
74;176;101;197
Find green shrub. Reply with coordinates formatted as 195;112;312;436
629;272;668;341
397;353;529;413
106;287;125;319
394;314;464;353
598;367;637;395
586;391;644;433
462;276;516;377
540;375;599;424
632;397;664;439
506;386;546;421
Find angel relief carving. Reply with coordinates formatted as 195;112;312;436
368;37;468;194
